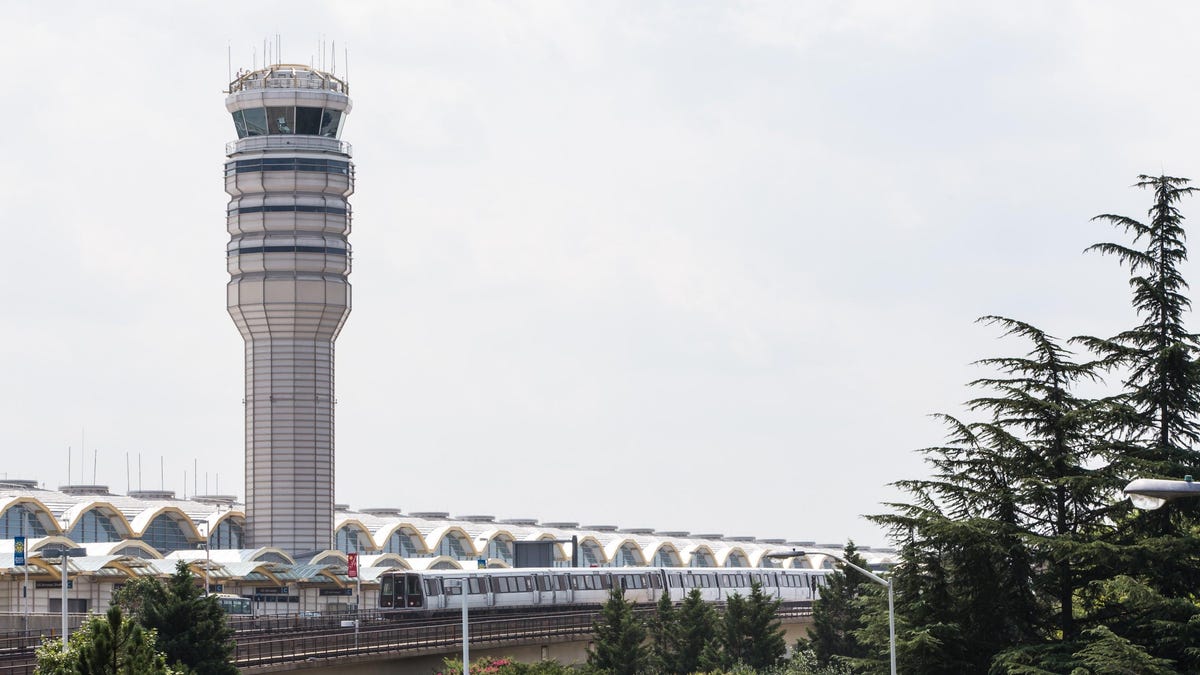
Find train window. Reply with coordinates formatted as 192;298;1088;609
650;575;662;589
668;575;681;588
600;575;612;590
537;576;550;591
445;582;461;595
468;578;485;594
556;576;568;591
702;574;715;587
493;578;507;593
720;574;731;586
381;576;394;597
570;575;582;590
520;577;532;592
738;574;748;586
425;580;441;595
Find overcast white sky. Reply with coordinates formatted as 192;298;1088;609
3;1;1200;548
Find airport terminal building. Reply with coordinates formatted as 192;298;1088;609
0;482;893;617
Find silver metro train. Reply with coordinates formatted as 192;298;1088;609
379;567;828;614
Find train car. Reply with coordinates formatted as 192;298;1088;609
379;567;828;616
211;592;253;616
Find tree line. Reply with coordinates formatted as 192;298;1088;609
35;561;237;674
807;175;1200;673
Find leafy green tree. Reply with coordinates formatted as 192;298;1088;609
114;561;237;674
805;541;870;666
587;587;647;675
35;606;179;675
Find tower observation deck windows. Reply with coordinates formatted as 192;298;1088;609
296;106;322;135
225;158;351;176
228;204;348;216
267;106;294;134
231;106;344;138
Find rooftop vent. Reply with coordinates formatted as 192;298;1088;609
618;528;655;535
758;538;787;545
334;504;351;511
691;533;724;539
128;490;176;500
0;479;39;490
59;485;110;496
541;522;579;529
360;508;404;517
657;531;691;538
458;515;495;523
499;519;539;526
192;495;238;506
586;525;618;532
409;511;450;519
726;536;757;542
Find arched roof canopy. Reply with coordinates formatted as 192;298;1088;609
606;539;645;567
576;536;607;567
375;523;429;557
427;527;478;560
334;519;378;552
718;547;751;568
62;502;136;543
648;542;682;567
0;497;62;537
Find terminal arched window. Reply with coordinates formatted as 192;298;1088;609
336;525;370;553
68;510;121;543
485;535;514;564
615;542;644;567
689;550;716;567
724;551;749;568
435;532;473;560
382;527;423;557
209;519;244;550
142;514;190;553
0;504;48;538
579;541;604;567
652;547;681;567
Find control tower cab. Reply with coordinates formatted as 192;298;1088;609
224;65;354;556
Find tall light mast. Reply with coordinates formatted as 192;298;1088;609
224;65;353;555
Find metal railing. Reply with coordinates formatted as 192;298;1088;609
0;602;813;673
226;136;353;156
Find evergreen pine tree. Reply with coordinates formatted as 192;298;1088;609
648;591;681;674
806;541;870;666
587;587;648;675
676;588;719;674
115;561;237;674
866;317;1121;670
36;606;178;675
742;580;787;669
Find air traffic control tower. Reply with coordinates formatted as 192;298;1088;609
224;65;353;555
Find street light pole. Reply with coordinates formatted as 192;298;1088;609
768;550;897;675
447;579;468;675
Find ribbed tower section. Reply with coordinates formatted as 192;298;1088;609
224;65;353;556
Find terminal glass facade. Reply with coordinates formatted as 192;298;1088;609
0;505;48;538
68;510;121;543
382;527;423;557
142;515;191;553
210;519;244;549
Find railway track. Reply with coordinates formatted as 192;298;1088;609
0;601;813;672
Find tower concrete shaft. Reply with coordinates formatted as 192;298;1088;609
224;65;353;556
